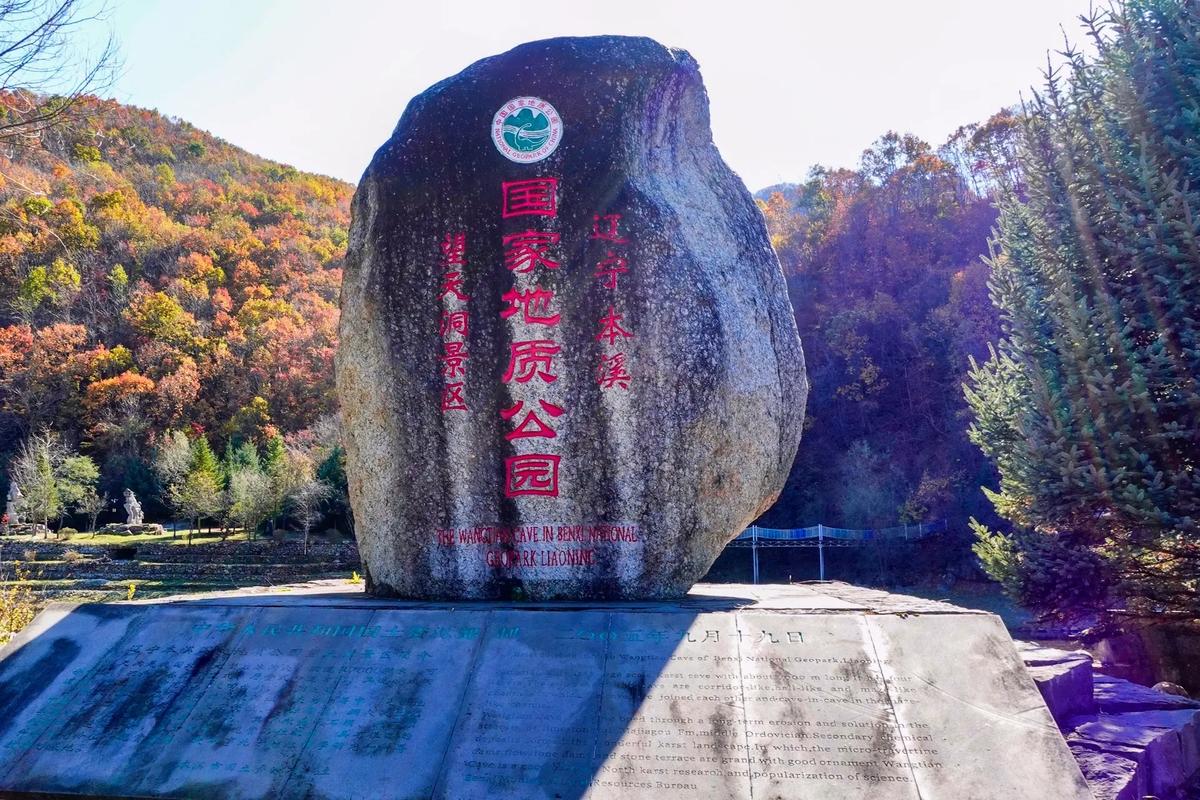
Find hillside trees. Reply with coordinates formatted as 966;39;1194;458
0;0;118;148
758;120;1014;539
0;94;351;520
169;435;222;540
965;0;1200;620
7;428;97;534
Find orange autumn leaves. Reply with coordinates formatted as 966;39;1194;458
0;94;351;474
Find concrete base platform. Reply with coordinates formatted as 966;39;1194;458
0;583;1092;799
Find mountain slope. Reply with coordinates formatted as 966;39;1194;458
0;94;352;495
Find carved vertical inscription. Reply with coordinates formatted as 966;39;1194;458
436;610;609;799
737;612;921;799
589;612;749;799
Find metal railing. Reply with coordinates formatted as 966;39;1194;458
727;521;946;582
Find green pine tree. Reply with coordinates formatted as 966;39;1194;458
170;435;223;542
966;0;1200;622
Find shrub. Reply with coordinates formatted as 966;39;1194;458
0;561;37;643
58;527;78;540
72;143;101;163
21;196;52;216
62;549;85;564
21;549;37;563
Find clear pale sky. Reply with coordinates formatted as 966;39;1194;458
101;0;1091;190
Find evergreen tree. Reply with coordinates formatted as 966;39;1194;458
8;430;62;532
261;433;295;536
170;436;223;542
966;0;1200;621
220;440;259;487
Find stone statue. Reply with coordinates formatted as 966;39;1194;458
5;482;21;526
336;36;807;600
123;488;144;526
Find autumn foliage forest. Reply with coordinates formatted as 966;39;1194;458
755;116;1019;539
0;94;352;524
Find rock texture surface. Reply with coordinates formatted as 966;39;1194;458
1017;641;1200;800
337;36;806;600
1018;642;1098;721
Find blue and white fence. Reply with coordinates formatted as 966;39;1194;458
726;521;946;583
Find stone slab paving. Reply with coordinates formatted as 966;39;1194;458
1017;640;1200;799
0;583;1092;799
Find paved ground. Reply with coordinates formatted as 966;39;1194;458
137;578;983;615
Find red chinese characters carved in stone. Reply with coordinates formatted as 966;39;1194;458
504;453;561;497
501;178;558;218
593;252;629;289
440;310;469;338
500;287;560;326
502;231;561;273
441;382;467;412
591;213;628;243
439;272;468;302
597;352;632;390
596;306;634;345
440;341;468;378
502;339;561;384
500;399;564;440
441;232;466;267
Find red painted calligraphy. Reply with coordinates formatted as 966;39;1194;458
441;382;467;412
439;232;469;414
502;339;561;384
501;399;564;440
501;178;558;218
440;310;469;338
597;352;632;390
439;272;467;302
441;232;466;266
596;306;634;345
502;231;561;273
504;454;561;497
440;341;468;378
500;287;560;326
593;251;629;289
590;213;628;243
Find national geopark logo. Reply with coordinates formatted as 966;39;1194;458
491;97;562;164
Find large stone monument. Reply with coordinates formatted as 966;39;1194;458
337;35;807;600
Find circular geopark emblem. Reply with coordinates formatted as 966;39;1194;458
492;97;563;163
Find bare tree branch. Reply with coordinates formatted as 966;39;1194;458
0;0;119;152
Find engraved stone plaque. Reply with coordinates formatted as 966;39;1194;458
0;586;1092;799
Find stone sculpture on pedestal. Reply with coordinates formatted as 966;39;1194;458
4;483;21;526
123;488;144;526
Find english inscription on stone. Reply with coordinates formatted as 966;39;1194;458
0;599;1092;799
